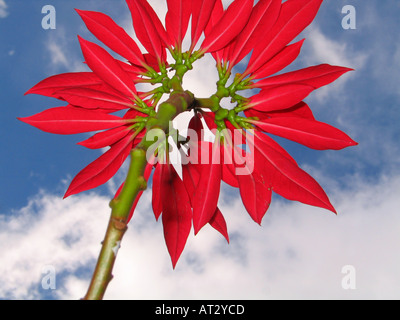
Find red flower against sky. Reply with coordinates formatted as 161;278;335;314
20;0;357;268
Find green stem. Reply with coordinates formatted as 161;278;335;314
83;90;195;300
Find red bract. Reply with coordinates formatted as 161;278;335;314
21;0;357;268
159;163;192;268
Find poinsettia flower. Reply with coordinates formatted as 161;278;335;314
21;0;358;268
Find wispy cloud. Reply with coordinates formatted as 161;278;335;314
44;27;87;74
47;41;69;70
0;0;8;18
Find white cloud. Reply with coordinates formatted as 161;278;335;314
47;41;69;70
2;171;400;300
104;172;400;300
44;27;88;74
0;192;110;299
0;0;8;18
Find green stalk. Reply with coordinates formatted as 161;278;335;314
83;89;195;300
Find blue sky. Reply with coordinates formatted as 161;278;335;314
1;0;400;300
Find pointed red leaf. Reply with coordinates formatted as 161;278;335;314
250;39;305;80
254;64;353;89
192;139;222;234
126;0;169;60
78;126;131;149
64;135;133;197
18;106;125;135
25;72;102;97
161;164;192;268
222;161;239;188
229;0;280;66
152;163;163;220
203;0;224;61
249;84;314;112
181;163;199;198
76;9;145;67
55;87;132;111
166;0;191;47
182;162;229;242
245;101;315;121
78;36;137;98
142;53;164;72
191;0;217;49
251;131;336;213
224;142;271;224
188;112;204;141
254;131;298;165
251;117;358;150
202;0;254;53
248;0;322;75
116;60;146;75
209;209;229;243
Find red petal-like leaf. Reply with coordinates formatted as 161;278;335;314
161;163;192;268
64;135;133;197
254;131;298;165
192;139;222;234
208;208;229;243
126;0;169;60
254;64;353;89
188;112;204;141
166;0;191;47
224;142;271;224
55;87;132;111
251;131;336;213
250;39;305;80
251;117;358;150
229;0;280;66
76;9;145;67
222;161;239;187
78;36;137;98
248;0;322;75
116;60;146;75
142;53;164;72
204;0;225;61
202;0;254;53
18;106;125;135
182;162;229;242
191;0;217;49
25;72;102;97
249;84;314;112
245;101;315;121
78;126;131;149
152;163;163;220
